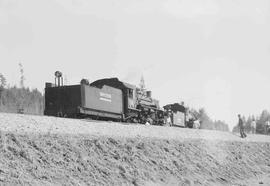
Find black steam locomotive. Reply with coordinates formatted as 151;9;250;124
44;71;187;127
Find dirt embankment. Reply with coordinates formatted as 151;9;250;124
0;113;270;186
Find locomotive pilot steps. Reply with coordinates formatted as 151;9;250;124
44;71;188;127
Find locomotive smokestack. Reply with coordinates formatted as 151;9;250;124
146;91;152;98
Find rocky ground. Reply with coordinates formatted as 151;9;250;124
0;112;270;186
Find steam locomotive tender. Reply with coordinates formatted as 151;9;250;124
44;72;164;125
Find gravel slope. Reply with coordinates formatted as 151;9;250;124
0;113;270;186
0;113;269;143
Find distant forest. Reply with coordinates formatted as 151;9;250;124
0;64;44;115
189;108;229;132
232;110;270;135
0;86;44;115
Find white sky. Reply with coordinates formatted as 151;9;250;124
1;0;270;129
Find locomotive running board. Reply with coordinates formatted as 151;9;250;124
78;107;122;120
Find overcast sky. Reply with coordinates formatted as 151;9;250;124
1;0;270;129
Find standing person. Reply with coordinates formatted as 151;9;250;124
167;112;172;126
193;119;200;129
238;114;247;138
251;118;256;134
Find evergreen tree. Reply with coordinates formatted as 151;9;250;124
0;73;7;103
257;110;270;134
197;108;213;130
245;116;252;133
19;63;25;88
0;73;6;88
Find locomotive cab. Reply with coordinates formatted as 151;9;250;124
123;83;141;123
125;84;137;110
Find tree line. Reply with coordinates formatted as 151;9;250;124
189;108;230;132
0;64;44;115
232;110;270;135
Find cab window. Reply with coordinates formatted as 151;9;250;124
128;89;133;98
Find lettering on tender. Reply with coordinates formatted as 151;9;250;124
100;92;112;102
